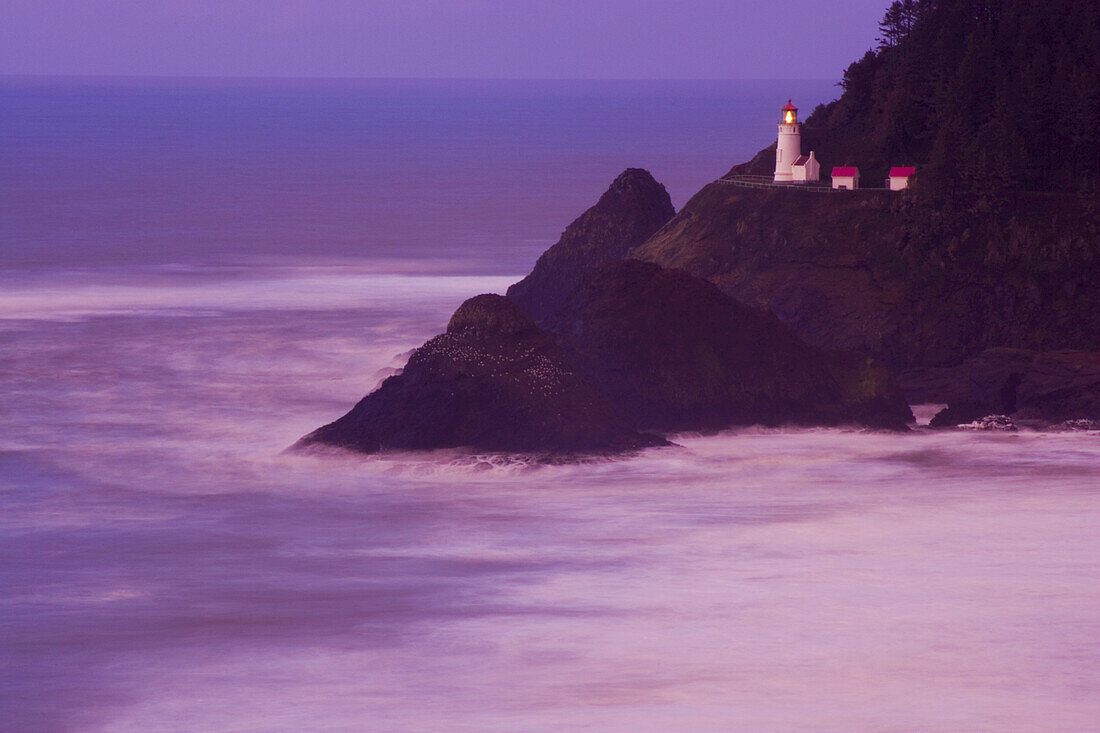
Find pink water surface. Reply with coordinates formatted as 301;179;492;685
3;267;1099;732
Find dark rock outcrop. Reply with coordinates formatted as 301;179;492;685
296;295;665;456
1015;351;1100;424
544;260;913;432
630;185;1100;371
297;260;914;458
507;168;674;324
1050;419;1100;432
958;415;1018;432
915;349;1100;429
298;172;931;459
928;400;997;429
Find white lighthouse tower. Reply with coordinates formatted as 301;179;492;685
773;100;802;183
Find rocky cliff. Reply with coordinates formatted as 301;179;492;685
297;294;665;456
299;169;920;458
545;260;913;432
901;348;1100;428
631;1;1099;383
507;168;674;324
631;185;1100;372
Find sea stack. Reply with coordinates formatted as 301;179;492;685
295;294;666;456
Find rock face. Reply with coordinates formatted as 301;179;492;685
1015;351;1100;424
958;415;1017;432
630;185;1100;371
903;348;1037;409
928;400;999;429
297;261;914;458
545;260;914;432
298;171;930;458
1050;419;1100;432
507;168;674;324
296;295;665;455
913;349;1100;429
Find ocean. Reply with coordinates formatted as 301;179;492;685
3;77;1099;732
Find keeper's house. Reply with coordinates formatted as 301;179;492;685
887;167;916;190
831;167;860;190
791;152;821;184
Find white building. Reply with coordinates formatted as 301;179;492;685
887;166;916;190
790;152;821;184
773;100;802;183
831;167;860;190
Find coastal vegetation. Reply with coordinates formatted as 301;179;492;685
802;0;1100;197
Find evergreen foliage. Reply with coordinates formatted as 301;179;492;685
802;0;1100;195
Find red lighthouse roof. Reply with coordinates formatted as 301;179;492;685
781;99;798;112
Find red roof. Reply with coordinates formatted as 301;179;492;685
889;166;916;177
832;167;859;177
792;155;810;166
781;99;798;112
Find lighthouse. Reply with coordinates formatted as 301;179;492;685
773;100;802;183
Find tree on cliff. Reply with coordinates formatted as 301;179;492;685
877;0;922;48
803;0;1100;195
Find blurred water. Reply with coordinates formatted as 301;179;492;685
3;79;1100;732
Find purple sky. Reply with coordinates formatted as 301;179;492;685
2;0;890;79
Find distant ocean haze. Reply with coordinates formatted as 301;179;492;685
0;77;837;272
3;77;1100;732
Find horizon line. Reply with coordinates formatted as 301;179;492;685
0;72;840;83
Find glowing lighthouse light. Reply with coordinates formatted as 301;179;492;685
782;99;798;125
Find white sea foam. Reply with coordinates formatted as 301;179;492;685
0;268;516;321
5;266;1100;732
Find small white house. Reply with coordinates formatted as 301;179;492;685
887;166;916;190
790;152;821;183
831;167;860;190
